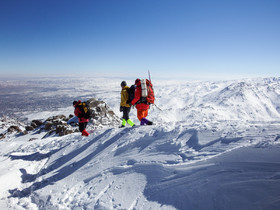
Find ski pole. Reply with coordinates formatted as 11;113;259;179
154;104;163;111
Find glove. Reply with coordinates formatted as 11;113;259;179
120;106;123;112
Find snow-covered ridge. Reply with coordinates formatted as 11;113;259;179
154;77;280;123
1;77;280;123
0;77;280;209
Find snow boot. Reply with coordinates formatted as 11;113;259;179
147;121;153;125
141;118;153;126
82;129;89;136
140;118;149;125
127;119;135;127
120;119;126;128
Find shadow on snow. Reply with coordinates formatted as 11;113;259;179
9;128;129;198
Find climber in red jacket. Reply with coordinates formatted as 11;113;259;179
73;100;89;136
131;79;153;126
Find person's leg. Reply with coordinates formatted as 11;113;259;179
137;109;148;125
80;122;89;136
123;107;134;126
121;119;126;127
123;107;129;121
127;119;135;126
139;110;153;125
121;107;130;127
79;123;85;132
141;118;148;124
82;130;89;136
137;109;145;122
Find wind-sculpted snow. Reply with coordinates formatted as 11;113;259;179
1;77;280;209
2;122;280;209
153;78;280;123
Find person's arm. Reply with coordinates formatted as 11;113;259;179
131;87;140;105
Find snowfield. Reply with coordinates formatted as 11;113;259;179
0;77;280;210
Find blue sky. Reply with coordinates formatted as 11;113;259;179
0;0;279;80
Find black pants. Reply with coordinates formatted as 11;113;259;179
122;107;131;121
79;122;88;132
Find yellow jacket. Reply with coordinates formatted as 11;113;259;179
120;86;130;107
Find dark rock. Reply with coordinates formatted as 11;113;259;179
108;110;115;116
96;107;102;113
64;129;73;135
31;122;37;128
25;126;34;131
0;133;5;140
8;126;22;133
45;122;53;131
58;132;64;136
55;115;67;121
32;120;43;127
56;125;65;134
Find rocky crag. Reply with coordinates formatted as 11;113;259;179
0;98;120;141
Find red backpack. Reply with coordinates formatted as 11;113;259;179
140;79;154;104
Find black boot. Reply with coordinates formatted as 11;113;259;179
147;121;153;125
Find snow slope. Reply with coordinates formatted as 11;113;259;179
1;77;280;210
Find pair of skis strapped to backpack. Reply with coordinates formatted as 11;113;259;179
140;78;155;105
128;78;155;105
128;70;162;111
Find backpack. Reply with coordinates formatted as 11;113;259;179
139;79;155;104
127;85;136;104
146;79;155;104
77;101;92;119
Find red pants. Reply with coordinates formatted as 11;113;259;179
137;109;148;121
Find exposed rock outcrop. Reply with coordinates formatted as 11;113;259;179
41;98;120;138
0;116;26;139
87;98;120;127
8;126;22;133
0;98;120;140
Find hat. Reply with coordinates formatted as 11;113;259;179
135;78;140;85
73;101;78;106
121;81;127;87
